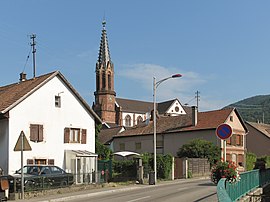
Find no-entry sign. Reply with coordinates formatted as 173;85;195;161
216;123;232;140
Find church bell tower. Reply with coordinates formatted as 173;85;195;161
93;21;116;123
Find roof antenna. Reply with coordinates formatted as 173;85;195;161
30;34;37;78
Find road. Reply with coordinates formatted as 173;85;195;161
62;178;217;202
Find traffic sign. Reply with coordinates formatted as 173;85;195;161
216;123;232;140
14;131;32;151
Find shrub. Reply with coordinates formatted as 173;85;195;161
211;160;240;184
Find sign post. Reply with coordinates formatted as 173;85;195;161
216;124;232;162
14;131;32;199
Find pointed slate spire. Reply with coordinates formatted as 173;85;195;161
97;20;112;70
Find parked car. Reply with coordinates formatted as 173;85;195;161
8;165;74;192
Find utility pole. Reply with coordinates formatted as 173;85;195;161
30;34;37;78
195;90;200;110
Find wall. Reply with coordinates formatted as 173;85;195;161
7;76;96;174
0;119;9;173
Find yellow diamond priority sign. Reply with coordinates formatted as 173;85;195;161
14;131;32;151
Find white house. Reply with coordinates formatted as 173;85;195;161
0;71;101;183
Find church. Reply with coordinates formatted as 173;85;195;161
92;21;187;128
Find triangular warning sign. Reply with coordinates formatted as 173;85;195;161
14;131;32;151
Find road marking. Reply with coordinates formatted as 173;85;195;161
127;196;151;202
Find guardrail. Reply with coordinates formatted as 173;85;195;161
217;169;270;202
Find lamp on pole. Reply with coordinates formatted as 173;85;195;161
153;74;182;184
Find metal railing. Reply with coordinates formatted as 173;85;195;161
217;169;270;202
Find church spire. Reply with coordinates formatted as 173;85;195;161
97;20;111;69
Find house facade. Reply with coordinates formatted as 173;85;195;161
113;107;248;167
245;122;270;157
0;71;101;183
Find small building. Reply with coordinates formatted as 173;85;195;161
112;107;248;167
245;121;270;157
0;71;101;184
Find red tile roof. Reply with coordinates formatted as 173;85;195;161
115;108;235;137
0;71;102;123
0;72;56;113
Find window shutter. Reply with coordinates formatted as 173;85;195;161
30;124;38;142
48;159;55;165
231;134;237;146
64;128;70;143
81;129;87;144
38;125;44;142
27;159;34;165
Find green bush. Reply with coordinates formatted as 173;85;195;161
246;152;257;171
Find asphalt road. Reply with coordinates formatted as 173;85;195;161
54;178;217;202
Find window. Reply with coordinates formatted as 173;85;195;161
125;115;131;127
119;143;125;151
137;116;143;124
135;142;141;150
30;124;44;142
157;140;164;148
108;73;111;90
226;137;231;145
55;96;61;107
230;116;233;122
35;159;47;165
64;128;87;144
102;72;106;89
236;135;243;146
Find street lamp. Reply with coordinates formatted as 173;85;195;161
153;74;182;184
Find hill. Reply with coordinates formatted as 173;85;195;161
226;95;270;124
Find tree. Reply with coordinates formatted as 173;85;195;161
177;139;220;165
95;124;112;159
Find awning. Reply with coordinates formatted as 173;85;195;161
113;151;140;157
68;150;98;157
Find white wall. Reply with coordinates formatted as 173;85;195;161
7;76;96;174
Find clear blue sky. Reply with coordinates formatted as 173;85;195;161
1;1;270;111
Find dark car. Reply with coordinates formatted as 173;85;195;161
9;165;74;192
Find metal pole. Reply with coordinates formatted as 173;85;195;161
21;133;24;199
224;140;226;162
153;77;157;184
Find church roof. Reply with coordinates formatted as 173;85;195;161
116;98;153;113
97;20;111;68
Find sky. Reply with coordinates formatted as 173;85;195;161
1;1;270;111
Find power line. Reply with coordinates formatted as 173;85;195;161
22;46;32;73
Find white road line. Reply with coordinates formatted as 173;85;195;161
126;196;151;202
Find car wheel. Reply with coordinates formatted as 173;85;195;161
60;180;67;187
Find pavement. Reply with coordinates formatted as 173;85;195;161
13;178;213;202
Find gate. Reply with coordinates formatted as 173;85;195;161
174;157;184;179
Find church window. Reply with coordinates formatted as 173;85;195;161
102;72;106;89
125;115;131;127
137;116;143;124
96;74;100;90
108;73;111;90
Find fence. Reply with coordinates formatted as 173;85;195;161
217;168;270;202
9;171;109;193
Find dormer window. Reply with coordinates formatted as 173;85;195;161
55;96;61;108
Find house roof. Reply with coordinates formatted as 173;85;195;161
116;98;152;113
114;108;240;137
246;122;270;138
99;126;124;144
0;71;102;123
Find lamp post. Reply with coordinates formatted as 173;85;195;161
153;74;182;184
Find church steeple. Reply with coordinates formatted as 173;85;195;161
97;20;111;70
93;20;117;124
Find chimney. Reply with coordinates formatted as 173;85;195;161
19;72;27;82
192;106;198;126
